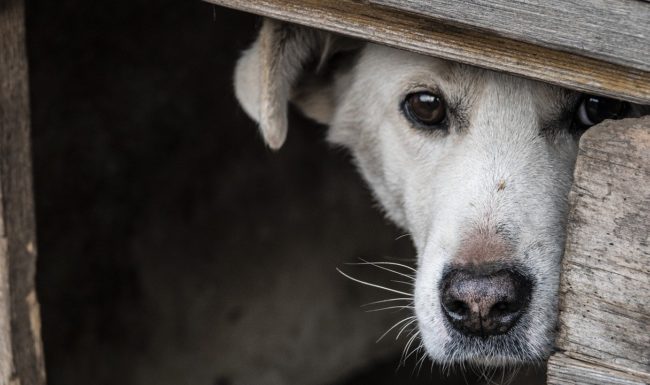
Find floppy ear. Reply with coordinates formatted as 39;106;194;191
234;19;360;150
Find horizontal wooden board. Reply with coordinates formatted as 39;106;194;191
207;0;650;104
371;0;650;72
546;116;650;384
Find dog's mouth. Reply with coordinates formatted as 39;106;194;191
439;319;539;365
416;290;554;366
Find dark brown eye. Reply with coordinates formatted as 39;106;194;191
576;95;628;127
403;91;446;128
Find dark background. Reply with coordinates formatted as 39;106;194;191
25;0;544;384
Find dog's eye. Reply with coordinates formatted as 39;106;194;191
576;95;627;128
403;92;446;128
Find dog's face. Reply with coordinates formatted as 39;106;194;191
234;22;640;366
327;45;578;365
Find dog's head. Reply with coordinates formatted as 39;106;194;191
233;20;643;366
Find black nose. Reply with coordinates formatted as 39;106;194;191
440;267;532;337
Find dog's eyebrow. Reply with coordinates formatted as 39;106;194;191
539;109;571;140
441;63;485;134
538;92;580;140
446;96;471;134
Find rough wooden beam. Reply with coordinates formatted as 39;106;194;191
207;0;650;104
371;0;650;72
546;116;650;385
0;0;46;384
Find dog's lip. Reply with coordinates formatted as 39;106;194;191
442;339;536;365
419;316;540;364
460;353;531;366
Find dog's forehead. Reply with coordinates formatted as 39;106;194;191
359;44;576;111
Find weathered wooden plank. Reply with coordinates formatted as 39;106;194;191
548;353;647;385
546;116;650;385
371;0;650;72
0;0;46;384
207;0;650;105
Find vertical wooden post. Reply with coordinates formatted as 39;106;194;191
546;116;650;384
0;0;46;383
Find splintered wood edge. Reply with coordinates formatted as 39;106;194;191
207;0;650;104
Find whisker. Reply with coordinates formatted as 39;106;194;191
415;346;428;375
348;259;416;273
395;317;417;340
395;233;411;241
376;316;417;343
459;361;470;385
336;268;411;296
363;258;416;272
361;297;413;307
409;342;426;376
505;365;520;385
484;366;497;385
366;305;414;313
390;279;415;286
401;331;421;365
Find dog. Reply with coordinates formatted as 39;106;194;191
232;19;646;367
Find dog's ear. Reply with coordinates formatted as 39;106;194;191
234;19;361;150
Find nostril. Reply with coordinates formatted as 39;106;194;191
489;300;522;318
446;300;470;318
490;301;508;317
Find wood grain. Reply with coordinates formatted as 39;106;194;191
546;116;650;385
207;0;650;104
0;0;46;384
548;353;647;385
371;0;650;72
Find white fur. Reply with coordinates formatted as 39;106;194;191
233;23;641;366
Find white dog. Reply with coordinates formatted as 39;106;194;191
233;20;645;367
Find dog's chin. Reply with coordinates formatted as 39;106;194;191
420;320;550;367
